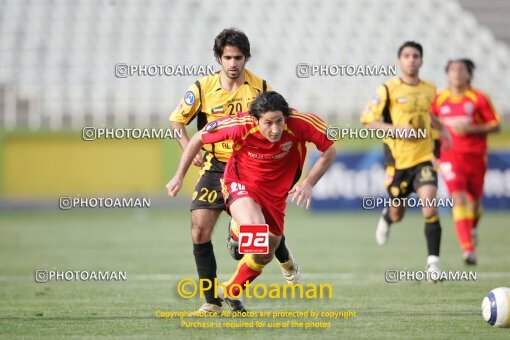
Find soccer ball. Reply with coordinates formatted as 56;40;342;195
481;287;510;328
226;219;244;261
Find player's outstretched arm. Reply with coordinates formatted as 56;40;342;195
430;113;452;151
450;121;500;136
289;145;336;209
166;132;204;197
170;120;204;167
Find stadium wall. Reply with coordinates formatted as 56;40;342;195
0;130;199;198
310;150;510;211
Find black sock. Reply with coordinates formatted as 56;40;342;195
193;241;221;306
424;215;441;256
274;235;290;263
383;209;393;225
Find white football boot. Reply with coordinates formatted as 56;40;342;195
279;250;302;284
375;208;391;246
426;255;442;283
191;302;223;316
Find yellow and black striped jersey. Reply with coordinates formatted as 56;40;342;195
169;69;271;163
361;77;436;169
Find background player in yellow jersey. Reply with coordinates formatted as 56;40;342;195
166;28;299;313
361;41;451;280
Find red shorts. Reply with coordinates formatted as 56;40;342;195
439;152;487;200
222;180;286;236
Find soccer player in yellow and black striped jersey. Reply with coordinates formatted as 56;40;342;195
166;28;299;313
361;41;451;280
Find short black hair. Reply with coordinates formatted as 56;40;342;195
213;28;251;63
445;58;476;77
249;91;291;119
398;41;423;58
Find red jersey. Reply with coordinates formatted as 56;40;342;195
431;87;499;156
200;110;333;201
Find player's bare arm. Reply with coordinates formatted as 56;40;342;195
430;113;452;151
449;121;500;136
170;120;204;167
289;145;336;209
167;132;205;197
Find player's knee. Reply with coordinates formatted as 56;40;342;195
191;228;212;243
390;210;404;222
237;213;265;225
392;214;403;223
452;192;468;206
191;221;214;243
252;253;274;265
469;200;482;214
422;208;438;220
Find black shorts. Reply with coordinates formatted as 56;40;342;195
386;161;438;199
190;153;227;211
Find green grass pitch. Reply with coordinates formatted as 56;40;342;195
1;207;509;339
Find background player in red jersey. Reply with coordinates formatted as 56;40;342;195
167;91;336;312
431;59;500;265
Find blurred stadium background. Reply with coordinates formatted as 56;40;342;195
0;0;509;204
0;0;509;205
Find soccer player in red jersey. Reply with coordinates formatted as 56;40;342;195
167;91;336;311
431;59;500;265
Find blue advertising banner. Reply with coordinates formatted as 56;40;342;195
310;149;510;211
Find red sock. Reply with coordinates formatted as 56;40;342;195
224;255;264;297
453;205;475;252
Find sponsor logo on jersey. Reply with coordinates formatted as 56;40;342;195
247;150;290;160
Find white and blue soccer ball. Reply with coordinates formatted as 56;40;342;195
481;287;510;328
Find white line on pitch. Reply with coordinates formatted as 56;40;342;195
2;272;510;281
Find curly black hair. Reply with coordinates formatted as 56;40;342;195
249;91;291;119
213;28;251;63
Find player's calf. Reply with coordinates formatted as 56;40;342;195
227;221;301;283
451;192;477;263
423;213;442;282
190;209;222;307
222;236;280;306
